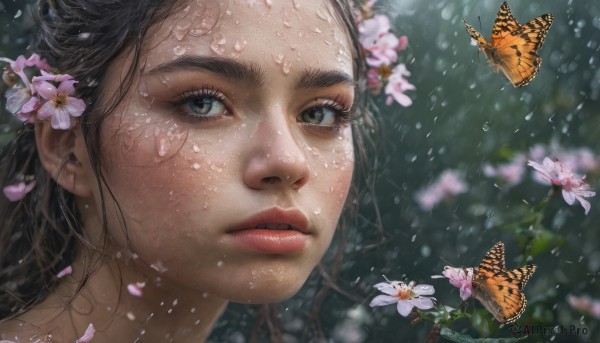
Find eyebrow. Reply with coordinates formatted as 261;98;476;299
145;55;265;86
296;68;355;89
145;56;354;90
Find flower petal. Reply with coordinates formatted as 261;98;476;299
409;296;435;310
369;294;399;307
57;265;73;278
50;107;71;130
396;300;414;317
373;281;399;296
3;181;36;202
75;323;95;343
35;80;58;100
65;97;86;117
412;284;435;296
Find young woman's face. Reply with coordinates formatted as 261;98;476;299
93;0;355;303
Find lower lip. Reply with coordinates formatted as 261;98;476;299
228;229;309;254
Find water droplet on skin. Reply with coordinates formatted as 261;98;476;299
138;82;149;97
173;19;191;40
313;27;322;33
195;319;201;325
192;163;201;170
264;0;272;8
192;144;201;153
217;260;224;267
272;53;284;64
313;207;322;215
283;14;292;28
234;38;247;52
173;45;186;56
210;33;227;55
127;312;136;321
156;136;170;157
191;307;196;313
282;60;292;74
316;8;330;22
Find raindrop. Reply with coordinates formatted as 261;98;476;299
173;46;186;56
272;53;284;64
525;112;533;121
78;32;91;39
192;163;201;170
210;33;227;55
282;60;292;74
234;38;247;52
127;312;136;321
411;234;416;242
192;144;201;153
313;207;322;215
14;10;22;19
313;27;322;33
217;260;224;267
482;122;490;131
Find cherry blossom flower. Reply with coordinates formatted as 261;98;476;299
57;265;73;278
415;169;468;211
482;154;527;188
528;158;596;215
34;75;86;129
0;54;50;88
431;266;474;301
3;181;36;202
567;294;600;320
75;323;95;343
369;280;435;317
384;63;415;106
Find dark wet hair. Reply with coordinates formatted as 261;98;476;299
0;0;375;337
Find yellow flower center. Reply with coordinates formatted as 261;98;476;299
397;287;415;300
52;93;67;108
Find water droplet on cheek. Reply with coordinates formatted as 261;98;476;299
192;162;201;170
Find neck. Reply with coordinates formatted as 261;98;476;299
0;256;228;343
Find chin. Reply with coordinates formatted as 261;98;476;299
221;272;309;304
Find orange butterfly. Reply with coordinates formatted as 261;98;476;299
472;241;537;323
464;1;553;87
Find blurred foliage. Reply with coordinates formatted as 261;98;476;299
1;0;599;342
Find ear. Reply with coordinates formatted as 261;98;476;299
35;120;94;197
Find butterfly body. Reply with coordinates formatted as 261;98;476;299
471;242;536;323
464;1;553;87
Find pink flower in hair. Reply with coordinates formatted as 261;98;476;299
3;181;36;202
384;64;415;107
0;54;50;88
528;157;596;215
34;74;86;129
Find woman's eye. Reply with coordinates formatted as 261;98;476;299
186;97;226;117
171;88;230;120
300;107;338;126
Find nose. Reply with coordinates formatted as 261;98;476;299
243;120;310;191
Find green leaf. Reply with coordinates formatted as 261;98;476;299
440;327;528;343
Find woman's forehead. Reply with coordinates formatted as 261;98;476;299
141;0;353;77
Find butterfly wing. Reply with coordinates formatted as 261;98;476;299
492;12;554;87
473;264;537;323
491;1;520;41
478;241;506;274
463;20;490;50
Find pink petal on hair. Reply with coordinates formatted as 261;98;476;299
50;107;71;130
127;283;144;297
3;181;36;202
74;323;95;343
65;97;86;117
57;265;73;278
